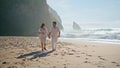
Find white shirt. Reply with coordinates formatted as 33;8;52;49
50;26;60;37
39;28;47;37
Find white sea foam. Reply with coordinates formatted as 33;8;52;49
61;28;120;44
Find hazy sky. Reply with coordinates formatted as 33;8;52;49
47;0;120;29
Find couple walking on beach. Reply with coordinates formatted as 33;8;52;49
38;21;60;52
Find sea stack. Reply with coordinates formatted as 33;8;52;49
72;22;81;30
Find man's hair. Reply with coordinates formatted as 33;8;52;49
53;21;56;25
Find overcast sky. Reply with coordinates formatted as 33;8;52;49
47;0;120;29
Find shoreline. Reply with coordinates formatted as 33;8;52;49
59;38;120;45
0;36;120;44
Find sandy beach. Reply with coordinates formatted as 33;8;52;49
0;36;120;68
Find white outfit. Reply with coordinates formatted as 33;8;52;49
50;26;60;50
38;28;47;43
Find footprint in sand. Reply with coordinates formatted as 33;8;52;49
111;61;117;64
2;61;9;64
63;64;67;68
10;51;15;53
19;62;25;66
84;45;87;47
22;58;29;61
71;49;76;52
93;62;105;68
8;66;17;68
67;63;70;65
14;62;18;65
97;65;105;68
116;64;120;67
86;54;92;57
98;56;106;61
68;52;74;55
54;53;58;55
111;61;120;67
64;65;67;68
61;53;65;56
81;52;85;54
84;61;90;63
76;56;80;58
85;57;88;60
53;66;56;68
77;51;81;53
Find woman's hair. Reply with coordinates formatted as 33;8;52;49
41;23;45;28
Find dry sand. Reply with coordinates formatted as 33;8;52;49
0;36;120;68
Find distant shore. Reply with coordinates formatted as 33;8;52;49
0;36;120;68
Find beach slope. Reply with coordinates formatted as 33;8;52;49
0;37;120;68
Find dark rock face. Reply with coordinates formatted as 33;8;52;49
0;0;63;36
73;22;81;30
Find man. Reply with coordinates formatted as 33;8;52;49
49;21;60;51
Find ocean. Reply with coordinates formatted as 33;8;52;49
61;28;120;44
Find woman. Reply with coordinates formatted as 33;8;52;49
38;23;48;51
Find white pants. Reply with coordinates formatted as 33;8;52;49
51;36;58;50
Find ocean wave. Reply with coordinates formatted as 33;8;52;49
61;28;120;40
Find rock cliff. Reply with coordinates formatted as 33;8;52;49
0;0;63;36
